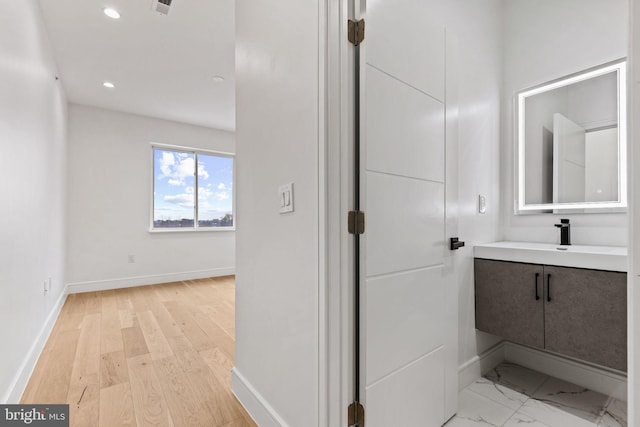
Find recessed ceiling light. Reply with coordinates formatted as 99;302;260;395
103;81;115;89
103;7;121;19
212;76;225;83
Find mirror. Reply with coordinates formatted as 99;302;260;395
516;60;627;213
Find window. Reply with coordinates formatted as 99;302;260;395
152;146;234;230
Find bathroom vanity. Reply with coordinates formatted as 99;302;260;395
474;242;627;372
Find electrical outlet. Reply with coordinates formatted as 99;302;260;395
128;254;136;263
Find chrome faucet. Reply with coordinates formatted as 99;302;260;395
554;219;571;246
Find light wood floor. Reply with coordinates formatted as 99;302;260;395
21;276;257;427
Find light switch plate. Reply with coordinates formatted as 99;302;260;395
279;183;294;214
479;194;487;214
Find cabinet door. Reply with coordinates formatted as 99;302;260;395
475;259;544;348
544;266;627;371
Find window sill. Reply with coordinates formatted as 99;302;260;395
149;227;236;233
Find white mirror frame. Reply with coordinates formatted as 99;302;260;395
515;60;627;213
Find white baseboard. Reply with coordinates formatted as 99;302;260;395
2;286;69;403
231;368;288;427
504;342;628;402
66;267;235;294
458;341;506;391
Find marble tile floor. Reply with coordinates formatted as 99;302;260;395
444;362;627;427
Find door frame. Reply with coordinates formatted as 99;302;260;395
322;0;358;425
629;0;639;425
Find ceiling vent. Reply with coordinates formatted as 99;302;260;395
153;0;172;15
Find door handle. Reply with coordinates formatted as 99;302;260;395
450;237;465;250
546;273;552;302
535;273;540;300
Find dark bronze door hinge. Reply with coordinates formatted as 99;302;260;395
348;211;365;235
348;401;365;426
348;19;365;46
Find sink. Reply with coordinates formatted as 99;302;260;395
474;241;627;272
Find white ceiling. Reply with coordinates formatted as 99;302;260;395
39;0;235;131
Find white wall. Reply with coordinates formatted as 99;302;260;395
233;0;321;425
66;104;235;292
502;0;629;246
0;0;67;402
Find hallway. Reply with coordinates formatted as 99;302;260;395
21;277;256;427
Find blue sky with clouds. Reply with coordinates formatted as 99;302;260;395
153;149;233;222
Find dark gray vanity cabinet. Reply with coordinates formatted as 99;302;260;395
474;259;544;348
474;259;627;372
544;266;627;371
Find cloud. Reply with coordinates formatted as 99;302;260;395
160;151;175;176
198;187;213;200
164;194;194;206
157;151;195;186
164;187;194;207
198;161;210;180
215;191;230;201
196;185;230;202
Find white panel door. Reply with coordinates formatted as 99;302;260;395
361;0;457;425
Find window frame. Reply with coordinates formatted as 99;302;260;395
150;143;236;232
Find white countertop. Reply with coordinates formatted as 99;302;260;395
474;241;628;272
